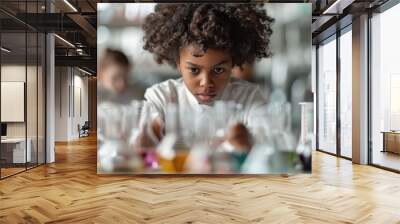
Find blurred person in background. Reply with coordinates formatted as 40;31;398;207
231;61;256;82
98;48;143;104
139;3;274;151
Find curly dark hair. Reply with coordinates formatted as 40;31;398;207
142;3;274;68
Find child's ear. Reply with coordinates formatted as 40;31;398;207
176;62;181;73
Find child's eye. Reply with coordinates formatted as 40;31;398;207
213;67;225;75
188;67;200;75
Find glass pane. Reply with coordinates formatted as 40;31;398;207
38;32;45;165
1;31;27;177
312;45;317;150
26;0;39;169
340;29;352;158
371;4;400;171
317;37;337;154
27;31;38;169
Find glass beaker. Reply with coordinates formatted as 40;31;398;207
296;102;313;172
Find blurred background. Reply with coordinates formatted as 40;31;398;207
97;3;312;137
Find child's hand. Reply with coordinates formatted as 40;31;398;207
151;117;163;141
133;118;163;149
226;123;253;152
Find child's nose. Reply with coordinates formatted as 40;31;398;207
199;73;214;87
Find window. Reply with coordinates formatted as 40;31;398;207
317;36;337;154
370;2;400;171
339;28;352;158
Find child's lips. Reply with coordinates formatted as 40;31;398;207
196;92;217;102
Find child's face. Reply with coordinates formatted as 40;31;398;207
99;64;129;94
177;45;233;105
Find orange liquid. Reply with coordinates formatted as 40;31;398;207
173;152;189;172
158;157;175;173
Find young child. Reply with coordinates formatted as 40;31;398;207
98;48;141;104
141;3;274;150
231;61;256;82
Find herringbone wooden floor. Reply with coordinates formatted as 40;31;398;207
1;135;400;224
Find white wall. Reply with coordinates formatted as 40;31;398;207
55;67;68;141
1;82;25;122
71;73;89;138
55;67;89;141
74;73;89;121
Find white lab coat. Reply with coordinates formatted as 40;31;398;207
144;77;268;137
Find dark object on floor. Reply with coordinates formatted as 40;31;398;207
1;123;7;137
79;121;90;138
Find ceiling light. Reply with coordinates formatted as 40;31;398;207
63;0;78;12
78;67;93;76
1;47;11;53
323;0;342;14
54;34;75;48
322;0;355;15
